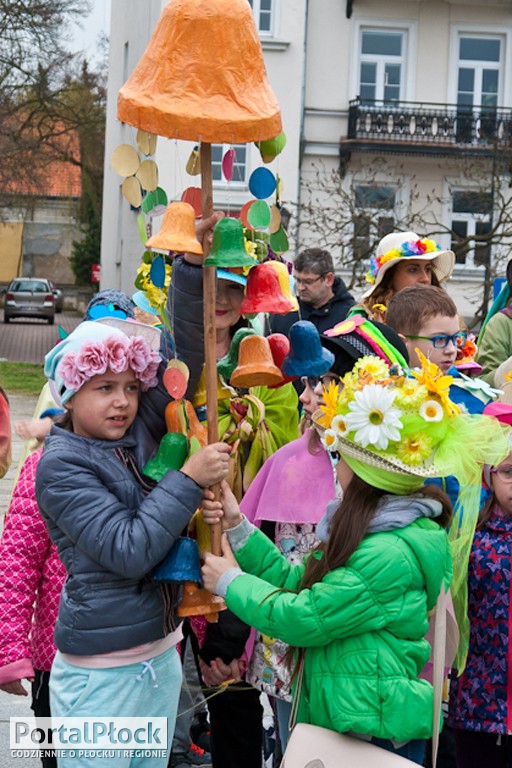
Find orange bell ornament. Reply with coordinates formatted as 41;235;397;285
117;0;282;144
240;262;297;315
146;202;203;255
230;335;283;388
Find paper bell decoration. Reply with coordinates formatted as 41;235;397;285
192;365;236;408
203;218;257;269
266;261;299;311
230;335;283;388
240;262;296;315
281;321;335;378
146;202;203;255
143;432;189;482
117;0;282;144
153;536;202;582
267;333;298;388
217;327;257;381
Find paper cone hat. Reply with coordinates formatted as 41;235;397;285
117;0;282;143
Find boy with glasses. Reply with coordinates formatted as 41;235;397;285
386;285;463;373
386;285;498;418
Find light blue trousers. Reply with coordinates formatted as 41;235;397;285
49;645;182;768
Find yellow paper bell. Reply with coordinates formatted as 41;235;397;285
192;365;235;408
267;261;299;311
117;0;282;143
146;202;203;255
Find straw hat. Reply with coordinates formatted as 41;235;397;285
361;231;455;300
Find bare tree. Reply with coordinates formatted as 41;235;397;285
290;152;512;328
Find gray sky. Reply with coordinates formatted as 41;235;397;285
68;0;111;61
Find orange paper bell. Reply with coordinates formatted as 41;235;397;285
230;335;283;388
177;581;226;622
117;0;282;144
146;202;203;255
240;263;296;315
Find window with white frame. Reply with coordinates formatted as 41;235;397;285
359;29;406;104
353;185;396;261
247;0;273;34
456;35;502;142
211;144;248;185
451;190;493;267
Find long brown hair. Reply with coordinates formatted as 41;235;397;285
285;478;452;676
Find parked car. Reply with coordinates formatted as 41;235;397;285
48;279;64;312
3;278;56;324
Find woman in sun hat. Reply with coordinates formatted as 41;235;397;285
356;231;455;322
199;353;509;765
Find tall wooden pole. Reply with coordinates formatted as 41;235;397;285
201;142;222;557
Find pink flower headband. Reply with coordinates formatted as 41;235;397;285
58;334;161;394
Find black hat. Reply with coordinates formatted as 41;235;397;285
321;317;409;377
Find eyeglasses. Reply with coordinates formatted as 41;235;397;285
300;373;341;389
405;331;468;349
294;274;325;286
491;466;512;483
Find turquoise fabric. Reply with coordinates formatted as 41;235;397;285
50;645;181;767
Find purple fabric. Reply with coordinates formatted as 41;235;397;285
448;504;512;734
240;429;336;525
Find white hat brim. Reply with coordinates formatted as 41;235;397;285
361;249;455;301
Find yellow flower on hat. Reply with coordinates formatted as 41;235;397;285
318;380;341;428
394;380;428;410
411;349;461;418
353;355;389;381
396;433;433;466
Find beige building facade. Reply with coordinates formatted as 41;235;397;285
102;0;512;322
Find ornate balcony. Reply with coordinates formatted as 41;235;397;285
342;97;512;160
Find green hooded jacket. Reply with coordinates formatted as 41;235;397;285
225;518;452;741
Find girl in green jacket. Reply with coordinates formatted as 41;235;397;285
200;353;510;765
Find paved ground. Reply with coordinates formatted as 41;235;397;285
0;392;40;767
0;310;82;365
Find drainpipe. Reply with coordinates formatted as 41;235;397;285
295;0;309;253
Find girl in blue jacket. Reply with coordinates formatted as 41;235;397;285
199;355;509;765
35;318;230;768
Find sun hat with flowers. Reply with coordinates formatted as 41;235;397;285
361;231;455;300
313;350;511;670
44;319;162;406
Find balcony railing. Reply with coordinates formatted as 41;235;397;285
346;97;512;152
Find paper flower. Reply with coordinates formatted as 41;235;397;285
419;399;444;422
344;384;403;450
331;414;348;438
318;380;341;428
321;429;340;452
396;433;433;465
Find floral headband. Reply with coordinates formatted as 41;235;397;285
366;238;441;285
58;335;161;397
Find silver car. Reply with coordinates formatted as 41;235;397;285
4;278;56;324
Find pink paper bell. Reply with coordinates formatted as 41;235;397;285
240;263;296;315
267;333;298;388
